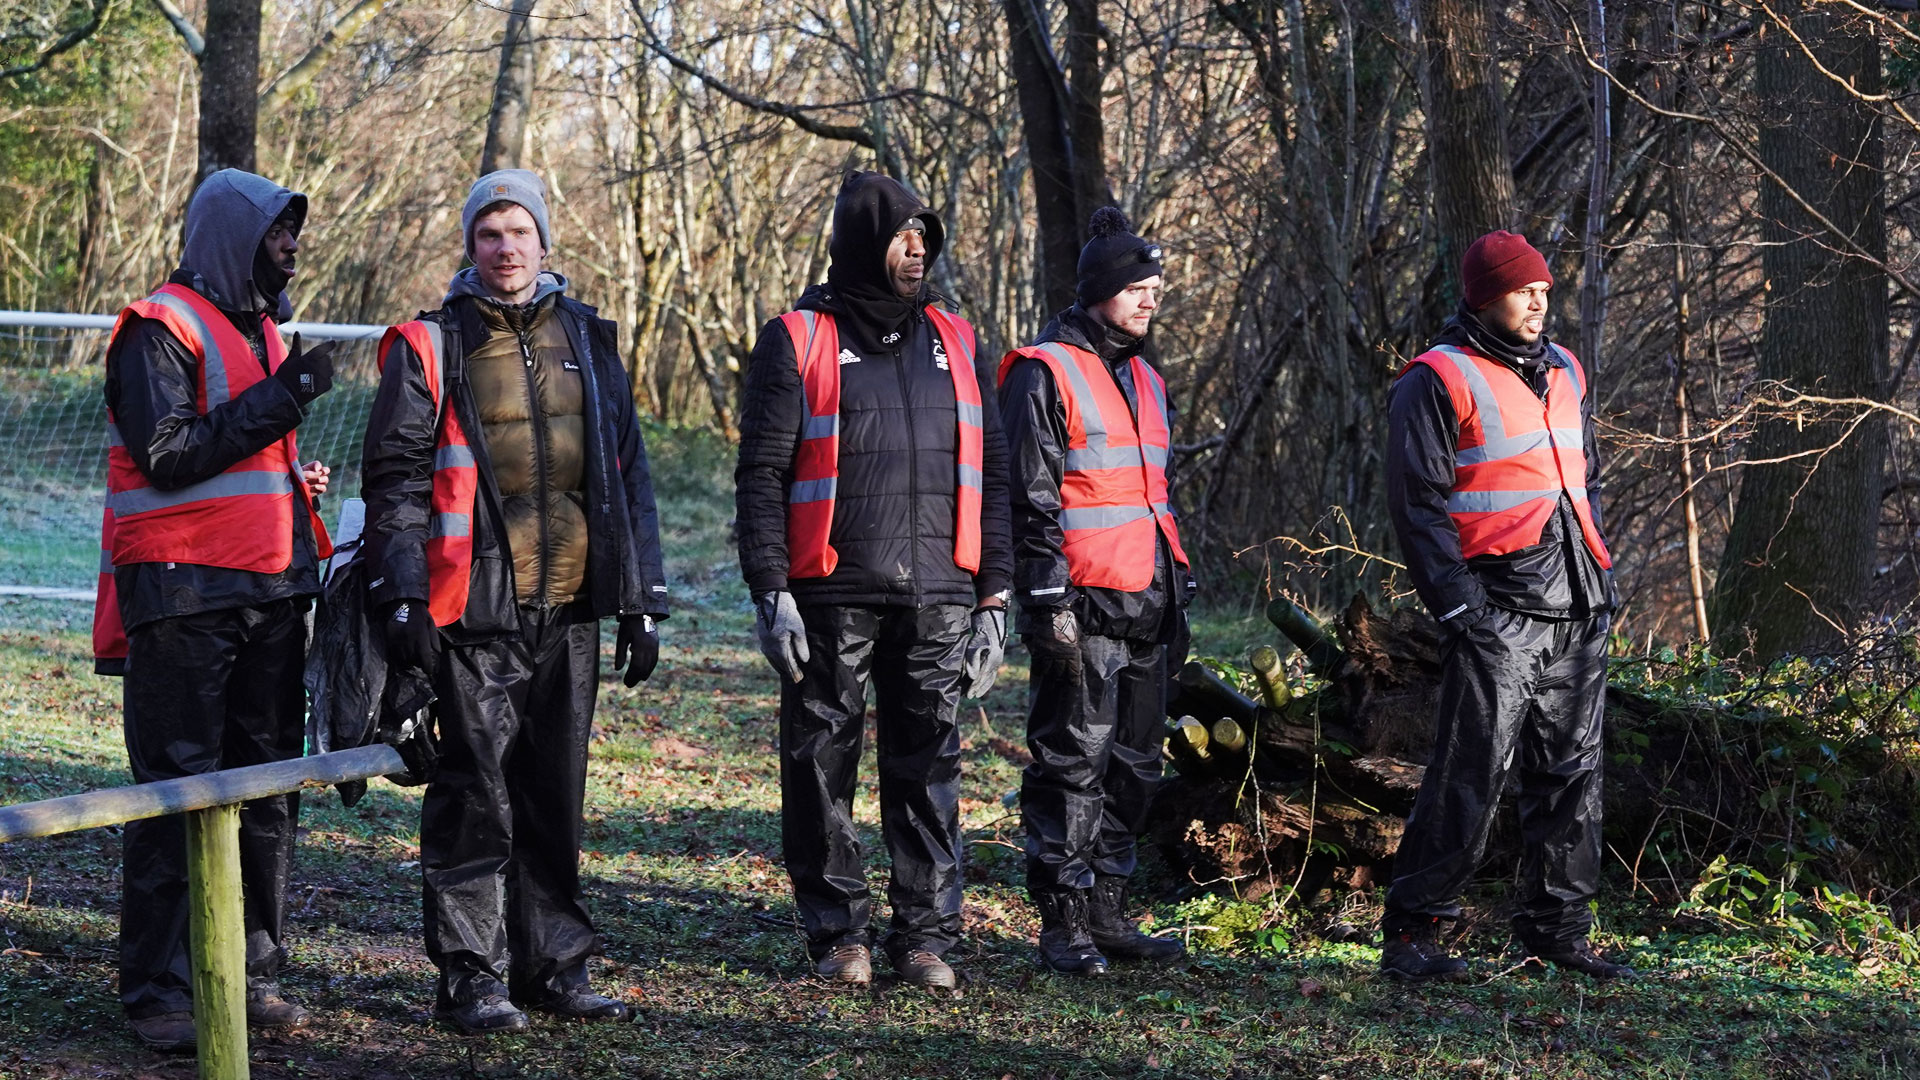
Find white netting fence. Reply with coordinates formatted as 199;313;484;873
0;313;386;589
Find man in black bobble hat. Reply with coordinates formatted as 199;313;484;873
998;207;1196;976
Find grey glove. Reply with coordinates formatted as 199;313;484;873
755;590;810;683
962;606;1007;698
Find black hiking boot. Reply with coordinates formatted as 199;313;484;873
1089;876;1186;963
522;989;630;1021
1033;888;1110;977
1526;938;1636;980
435;994;531;1036
1379;920;1470;983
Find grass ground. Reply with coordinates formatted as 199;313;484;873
0;426;1915;1078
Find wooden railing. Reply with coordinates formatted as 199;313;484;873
0;743;407;1080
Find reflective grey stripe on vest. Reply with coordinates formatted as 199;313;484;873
99;548;115;573
958;463;983;490
803;414;838;440
106;469;294;516
1550;343;1583;399
419;320;447;412
435;445;474;470
146;290;234;408
957;400;982;428
1034;342;1112;454
106;421;124;448
1447;486;1587;514
1065;444;1144;472
430;512;470;539
1455;427;1589;466
1428;345;1509;450
789;477;836;504
1060;505;1153;530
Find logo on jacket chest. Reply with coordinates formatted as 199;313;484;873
932;336;949;371
838;348;861;366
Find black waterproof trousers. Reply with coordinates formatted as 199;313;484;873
780;603;969;963
1021;633;1167;891
120;599;307;1019
422;602;601;1009
1383;608;1609;947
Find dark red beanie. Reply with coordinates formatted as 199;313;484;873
1461;231;1552;310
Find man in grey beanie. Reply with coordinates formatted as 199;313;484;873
362;168;669;1034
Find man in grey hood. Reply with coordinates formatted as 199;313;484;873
96;168;337;1051
361;169;668;1035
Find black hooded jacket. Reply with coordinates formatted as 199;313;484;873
734;173;1013;609
360;272;668;642
998;305;1192;641
1386;309;1614;622
101;171;321;653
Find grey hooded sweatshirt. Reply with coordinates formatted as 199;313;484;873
100;170;322;663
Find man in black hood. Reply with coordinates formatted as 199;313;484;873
735;171;1013;990
998;207;1195;976
95;168;337;1051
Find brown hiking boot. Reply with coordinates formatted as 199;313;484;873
893;949;956;990
129;1010;195;1053
246;985;312;1030
1379;922;1470;983
815;943;872;985
434;994;531;1036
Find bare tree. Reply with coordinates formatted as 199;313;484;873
481;0;538;174
1711;1;1888;656
197;0;260;179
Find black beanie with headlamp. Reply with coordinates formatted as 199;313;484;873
1076;206;1163;307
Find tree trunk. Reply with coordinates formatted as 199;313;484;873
1414;0;1515;304
1002;0;1099;316
481;0;539;174
1711;2;1887;657
196;0;260;182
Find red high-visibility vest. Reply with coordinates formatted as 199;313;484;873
997;341;1189;591
377;320;480;626
1401;342;1613;567
779;306;985;579
93;283;333;666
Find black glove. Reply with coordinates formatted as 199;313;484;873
1026;606;1082;668
273;332;336;406
1167;607;1192;673
382;599;441;675
614;614;660;686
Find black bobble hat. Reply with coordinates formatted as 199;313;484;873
1076;206;1164;306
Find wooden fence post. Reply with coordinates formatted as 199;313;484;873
186;804;249;1080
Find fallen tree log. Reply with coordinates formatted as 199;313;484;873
1146;593;1920;911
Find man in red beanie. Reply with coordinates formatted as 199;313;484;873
1378;230;1633;982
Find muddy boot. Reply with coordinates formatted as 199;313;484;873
1089;876;1186;964
1033;888;1109;977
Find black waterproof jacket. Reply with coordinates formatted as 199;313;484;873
1386;316;1613;622
998;306;1193;641
102;172;321;648
361;280;668;642
734;174;1013;609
